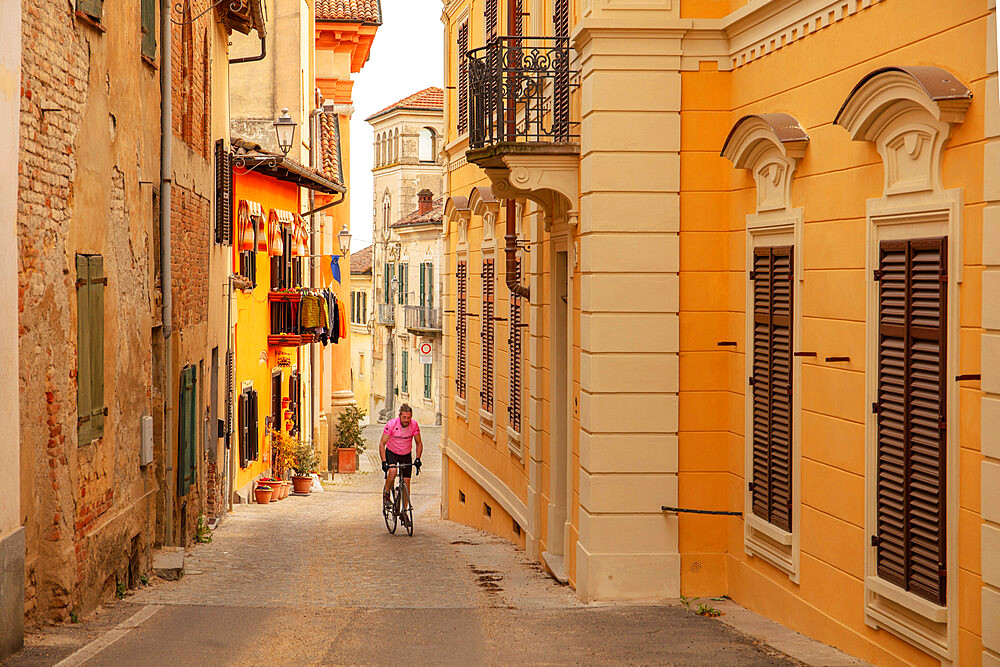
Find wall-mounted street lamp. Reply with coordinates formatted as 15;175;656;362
274;108;296;156
338;224;352;256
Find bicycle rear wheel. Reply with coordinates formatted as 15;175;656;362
399;483;413;536
383;487;397;534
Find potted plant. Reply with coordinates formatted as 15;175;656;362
268;427;295;499
254;484;273;504
291;440;319;494
335;405;366;474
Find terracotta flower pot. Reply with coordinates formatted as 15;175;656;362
281;481;291;499
291;475;312;494
337;448;357;474
254;486;273;504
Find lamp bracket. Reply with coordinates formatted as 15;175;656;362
171;0;237;25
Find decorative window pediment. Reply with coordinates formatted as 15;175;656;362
834;66;971;197
445;195;471;247
468;186;500;243
721;113;808;214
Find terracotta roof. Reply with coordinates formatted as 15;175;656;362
319;111;344;186
365;87;444;122
230;136;344;194
391;197;444;228
350;245;374;274
316;0;382;24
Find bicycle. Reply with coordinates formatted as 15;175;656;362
383;462;417;536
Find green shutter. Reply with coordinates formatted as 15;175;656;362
178;366;197;496
424;362;432;399
401;349;408;393
76;255;93;444
77;0;104;21
141;0;157;60
427;263;433;310
385;264;391;303
398;264;404;304
88;256;105;439
419;263;426;308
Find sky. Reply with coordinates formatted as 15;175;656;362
348;0;444;252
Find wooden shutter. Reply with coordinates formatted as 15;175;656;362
508;257;523;432
427;263;434;310
485;0;497;40
420;263;427;308
552;0;570;139
398;264;404;304
77;0;104;21
875;237;948;606
249;389;259;461
271;372;282;437
424;362;432;399
458;22;469;134
402;349;409;393
384;264;391;304
141;0;157;60
482;258;495;412
750;246;793;532
457;261;468;399
77;255;106;444
215;140;232;245
513;0;523;37
238;391;248;468
178;365;197;496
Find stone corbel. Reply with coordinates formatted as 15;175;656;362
482;153;579;231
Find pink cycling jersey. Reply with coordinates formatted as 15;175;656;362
383;417;420;455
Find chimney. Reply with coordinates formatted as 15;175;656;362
417;189;433;215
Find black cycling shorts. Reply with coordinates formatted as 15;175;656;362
386;450;413;478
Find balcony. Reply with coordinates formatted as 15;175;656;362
465;36;580;227
267;291;312;347
403;305;442;334
377;303;395;326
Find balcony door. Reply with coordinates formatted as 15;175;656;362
545;242;570;582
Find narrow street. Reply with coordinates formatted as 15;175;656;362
7;427;794;666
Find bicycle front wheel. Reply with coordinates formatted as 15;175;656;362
399;483;413;537
383;487;398;534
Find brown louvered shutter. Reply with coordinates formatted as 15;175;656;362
215;140;232;245
875;237;947;606
508;257;523;432
513;0;523;36
457;261;468;400
238;391;248;468
552;0;570;140
482;258;495;412
750;246;793;532
485;0;497;41
458;22;469;134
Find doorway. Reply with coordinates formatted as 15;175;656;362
544;246;570;581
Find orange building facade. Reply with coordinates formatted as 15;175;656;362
439;0;997;664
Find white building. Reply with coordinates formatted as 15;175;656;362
366;88;445;425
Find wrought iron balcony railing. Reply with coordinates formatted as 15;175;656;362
377;303;395;326
468;36;578;150
403;306;442;333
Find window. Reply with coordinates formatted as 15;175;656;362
76;254;105;444
418;128;436;162
239;387;259;467
424;362;432;400
382;195;391;235
384;263;393;303
750;246;794;533
178;365;198;495
271;371;282;440
141;0;156;60
289;371;301;436
77;0;104;21
457;21;469;134
351;291;367;324
398;263;408;305
359;354;365;380
401;348;409;394
874;237;948;606
508;257;523;433
481;258;495;413
456;261;468;400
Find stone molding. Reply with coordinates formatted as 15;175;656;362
722;113;808;215
483;153;579;229
442;439;530;530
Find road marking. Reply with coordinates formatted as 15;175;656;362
54;605;163;666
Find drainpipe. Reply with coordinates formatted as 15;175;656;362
229;35;266;65
309;98;322;457
504;200;529;300
159;0;174;545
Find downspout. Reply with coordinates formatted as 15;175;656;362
159;0;174;545
309;101;322;457
504;1;529;302
229;35;266;64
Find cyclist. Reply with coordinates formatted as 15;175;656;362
379;404;423;508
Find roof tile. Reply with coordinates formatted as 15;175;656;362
316;0;382;23
350;245;374;274
365;87;444;122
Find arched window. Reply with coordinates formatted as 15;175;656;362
418;127;436;162
393;128;400;162
382;193;391;233
375;133;381;165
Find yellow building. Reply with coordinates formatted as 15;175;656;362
350;245;374;417
440;0;995;664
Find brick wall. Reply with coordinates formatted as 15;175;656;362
170;185;210;330
171;2;211;158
